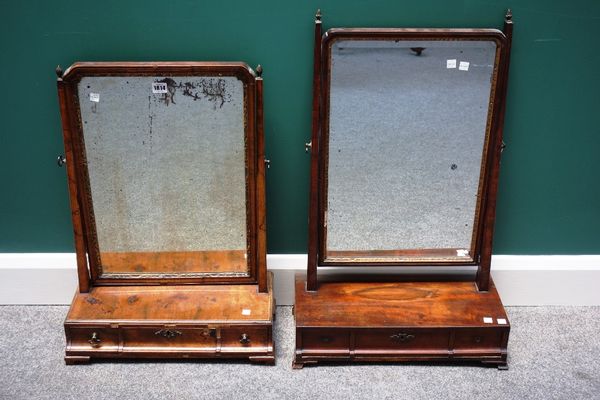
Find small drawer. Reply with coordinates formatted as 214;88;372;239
355;329;450;351
221;327;269;350
67;327;119;351
302;329;350;350
122;327;217;350
453;328;503;350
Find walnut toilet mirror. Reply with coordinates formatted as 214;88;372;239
56;62;274;364
295;10;513;369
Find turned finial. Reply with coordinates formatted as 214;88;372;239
55;65;63;78
316;9;322;21
256;64;263;77
505;9;513;22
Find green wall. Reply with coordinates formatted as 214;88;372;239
1;1;599;254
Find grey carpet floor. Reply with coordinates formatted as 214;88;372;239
0;306;598;400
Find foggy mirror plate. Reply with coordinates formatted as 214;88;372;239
78;75;248;275
325;39;498;261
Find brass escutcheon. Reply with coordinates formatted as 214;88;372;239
390;332;415;343
88;332;101;348
155;328;182;339
239;333;251;345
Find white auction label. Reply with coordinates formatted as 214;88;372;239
459;61;470;71
447;59;457;69
483;317;494;324
456;249;469;257
89;93;100;102
152;81;168;94
497;318;507;325
242;309;251;316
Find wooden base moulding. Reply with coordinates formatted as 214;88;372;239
64;273;275;365
293;275;509;369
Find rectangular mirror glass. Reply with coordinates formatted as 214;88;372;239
77;74;249;276
324;38;500;263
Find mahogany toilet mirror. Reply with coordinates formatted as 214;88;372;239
56;62;274;364
295;9;514;369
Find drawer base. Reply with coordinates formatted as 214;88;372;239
64;274;275;365
292;356;508;370
66;354;275;365
294;276;509;369
64;345;275;365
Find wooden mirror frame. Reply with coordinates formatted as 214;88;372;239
57;62;268;292
306;11;513;291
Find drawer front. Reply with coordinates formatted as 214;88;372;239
68;327;119;351
453;328;503;350
302;329;350;350
355;329;450;351
122;327;217;350
221;326;269;350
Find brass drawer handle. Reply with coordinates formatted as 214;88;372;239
88;332;101;348
390;332;415;343
155;329;182;339
320;336;333;343
239;333;251;345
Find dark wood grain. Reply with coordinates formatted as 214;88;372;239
306;10;323;291
476;11;514;291
56;77;90;292
294;275;509;368
295;276;507;328
255;68;268;293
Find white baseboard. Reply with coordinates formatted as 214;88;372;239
0;253;599;306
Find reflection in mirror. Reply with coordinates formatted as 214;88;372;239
325;39;498;261
78;76;248;275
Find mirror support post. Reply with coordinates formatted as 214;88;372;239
476;10;513;291
307;10;323;292
56;69;91;293
255;66;268;293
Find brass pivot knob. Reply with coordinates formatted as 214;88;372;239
239;333;250;345
305;141;312;153
88;332;101;348
500;141;507;153
57;155;66;167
